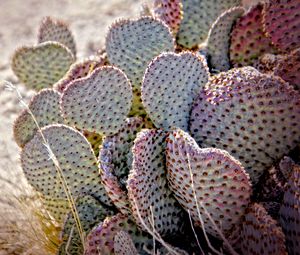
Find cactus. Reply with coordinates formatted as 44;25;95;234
12;42;75;90
60;66;132;136
38;16;77;57
239;203;287;255
206;7;245;71
279;164;300;255
142;52;209;130
114;231;138;255
190;67;300;183
54;56;105;92
229;3;277;67
84;213;152;255
99;117;145;214
13;88;64;147
262;0;300;53
127;129;185;237
166;129;251;239
21;124;113;207
176;0;241;49
153;0;183;35
106;16;175;117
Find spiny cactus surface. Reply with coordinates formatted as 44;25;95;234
166;129;251;239
12;42;74;90
114;231;138;255
142;52;208;131
61;66;132;136
38;16;77;57
13;88;64;148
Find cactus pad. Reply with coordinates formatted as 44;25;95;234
106;17;174;116
84;213;152;255
13;89;64;148
54;56;105;93
21;124;112;206
100;117;145;214
153;0;183;35
142;52;209;130
263;0;300;53
61;66;132;136
166;129;251;238
206;7;245;71
274;48;300;90
38;16;76;56
279;164;300;255
127;129;185;236
114;231;138;255
190;67;300;183
230;4;276;67
58;195;113;255
82;130;103;157
240;203;287;255
176;0;241;49
12;42;74;90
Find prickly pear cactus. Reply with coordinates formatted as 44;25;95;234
114;231;138;255
12;42;74;90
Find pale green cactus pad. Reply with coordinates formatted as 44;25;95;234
176;0;241;49
240;203;287;255
206;7;245;71
190;67;300;184
153;0;183;35
13;88;64;148
127;129;185;237
142;52;209;131
230;4;276;67
84;213;152;255
41;195;71;222
100;117;145;214
21;124;113;207
58;195;114;255
38;16;77;57
274;48;300;90
263;0;300;53
61;66;132;136
279;164;300;255
114;231;138;255
166;129;251;239
54;56;105;93
12;41;74;90
105;16;174;116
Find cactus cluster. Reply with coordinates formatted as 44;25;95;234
10;0;300;254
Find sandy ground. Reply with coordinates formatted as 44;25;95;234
0;0;142;200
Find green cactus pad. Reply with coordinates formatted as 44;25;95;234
61;66;132;136
58;195;113;255
54;56;105;93
166;129;251;239
12;41;74;90
263;0;300;53
142;52;209;131
42;195;71;222
38;16;76;57
206;7;245;71
230;4;276;67
114;231;138;255
21;124;113;207
279;164;300;255
105;17;174;116
153;0;183;35
100;117;145;214
84;213;152;255
274;48;300;90
190;67;300;184
127;129;185;237
240;203;287;255
13;88;64;148
176;0;241;49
